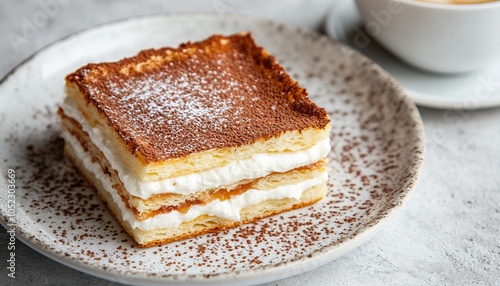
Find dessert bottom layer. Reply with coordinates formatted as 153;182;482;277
60;109;329;247
66;140;328;247
63;132;328;246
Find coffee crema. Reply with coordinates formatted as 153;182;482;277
418;0;498;4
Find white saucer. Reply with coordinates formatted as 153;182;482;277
325;0;500;110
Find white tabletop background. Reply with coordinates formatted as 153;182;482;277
0;1;499;285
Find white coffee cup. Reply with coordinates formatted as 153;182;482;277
354;0;500;74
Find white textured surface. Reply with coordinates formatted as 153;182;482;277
0;1;498;286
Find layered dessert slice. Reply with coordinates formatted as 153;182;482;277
58;33;331;247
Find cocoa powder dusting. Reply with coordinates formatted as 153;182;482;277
65;33;329;162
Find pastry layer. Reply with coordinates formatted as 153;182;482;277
62;120;326;225
126;185;327;247
65;135;328;247
64;33;331;180
60;108;327;217
59;101;330;199
61;110;327;220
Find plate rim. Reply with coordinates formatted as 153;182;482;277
0;11;425;285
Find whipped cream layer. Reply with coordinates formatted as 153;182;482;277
63;129;328;230
61;98;330;199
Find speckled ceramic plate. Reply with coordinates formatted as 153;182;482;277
0;13;424;285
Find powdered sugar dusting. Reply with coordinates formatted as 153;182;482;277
109;72;238;129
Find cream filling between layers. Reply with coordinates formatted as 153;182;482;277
63;129;328;230
61;98;331;199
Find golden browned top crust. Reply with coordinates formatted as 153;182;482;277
65;33;330;163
